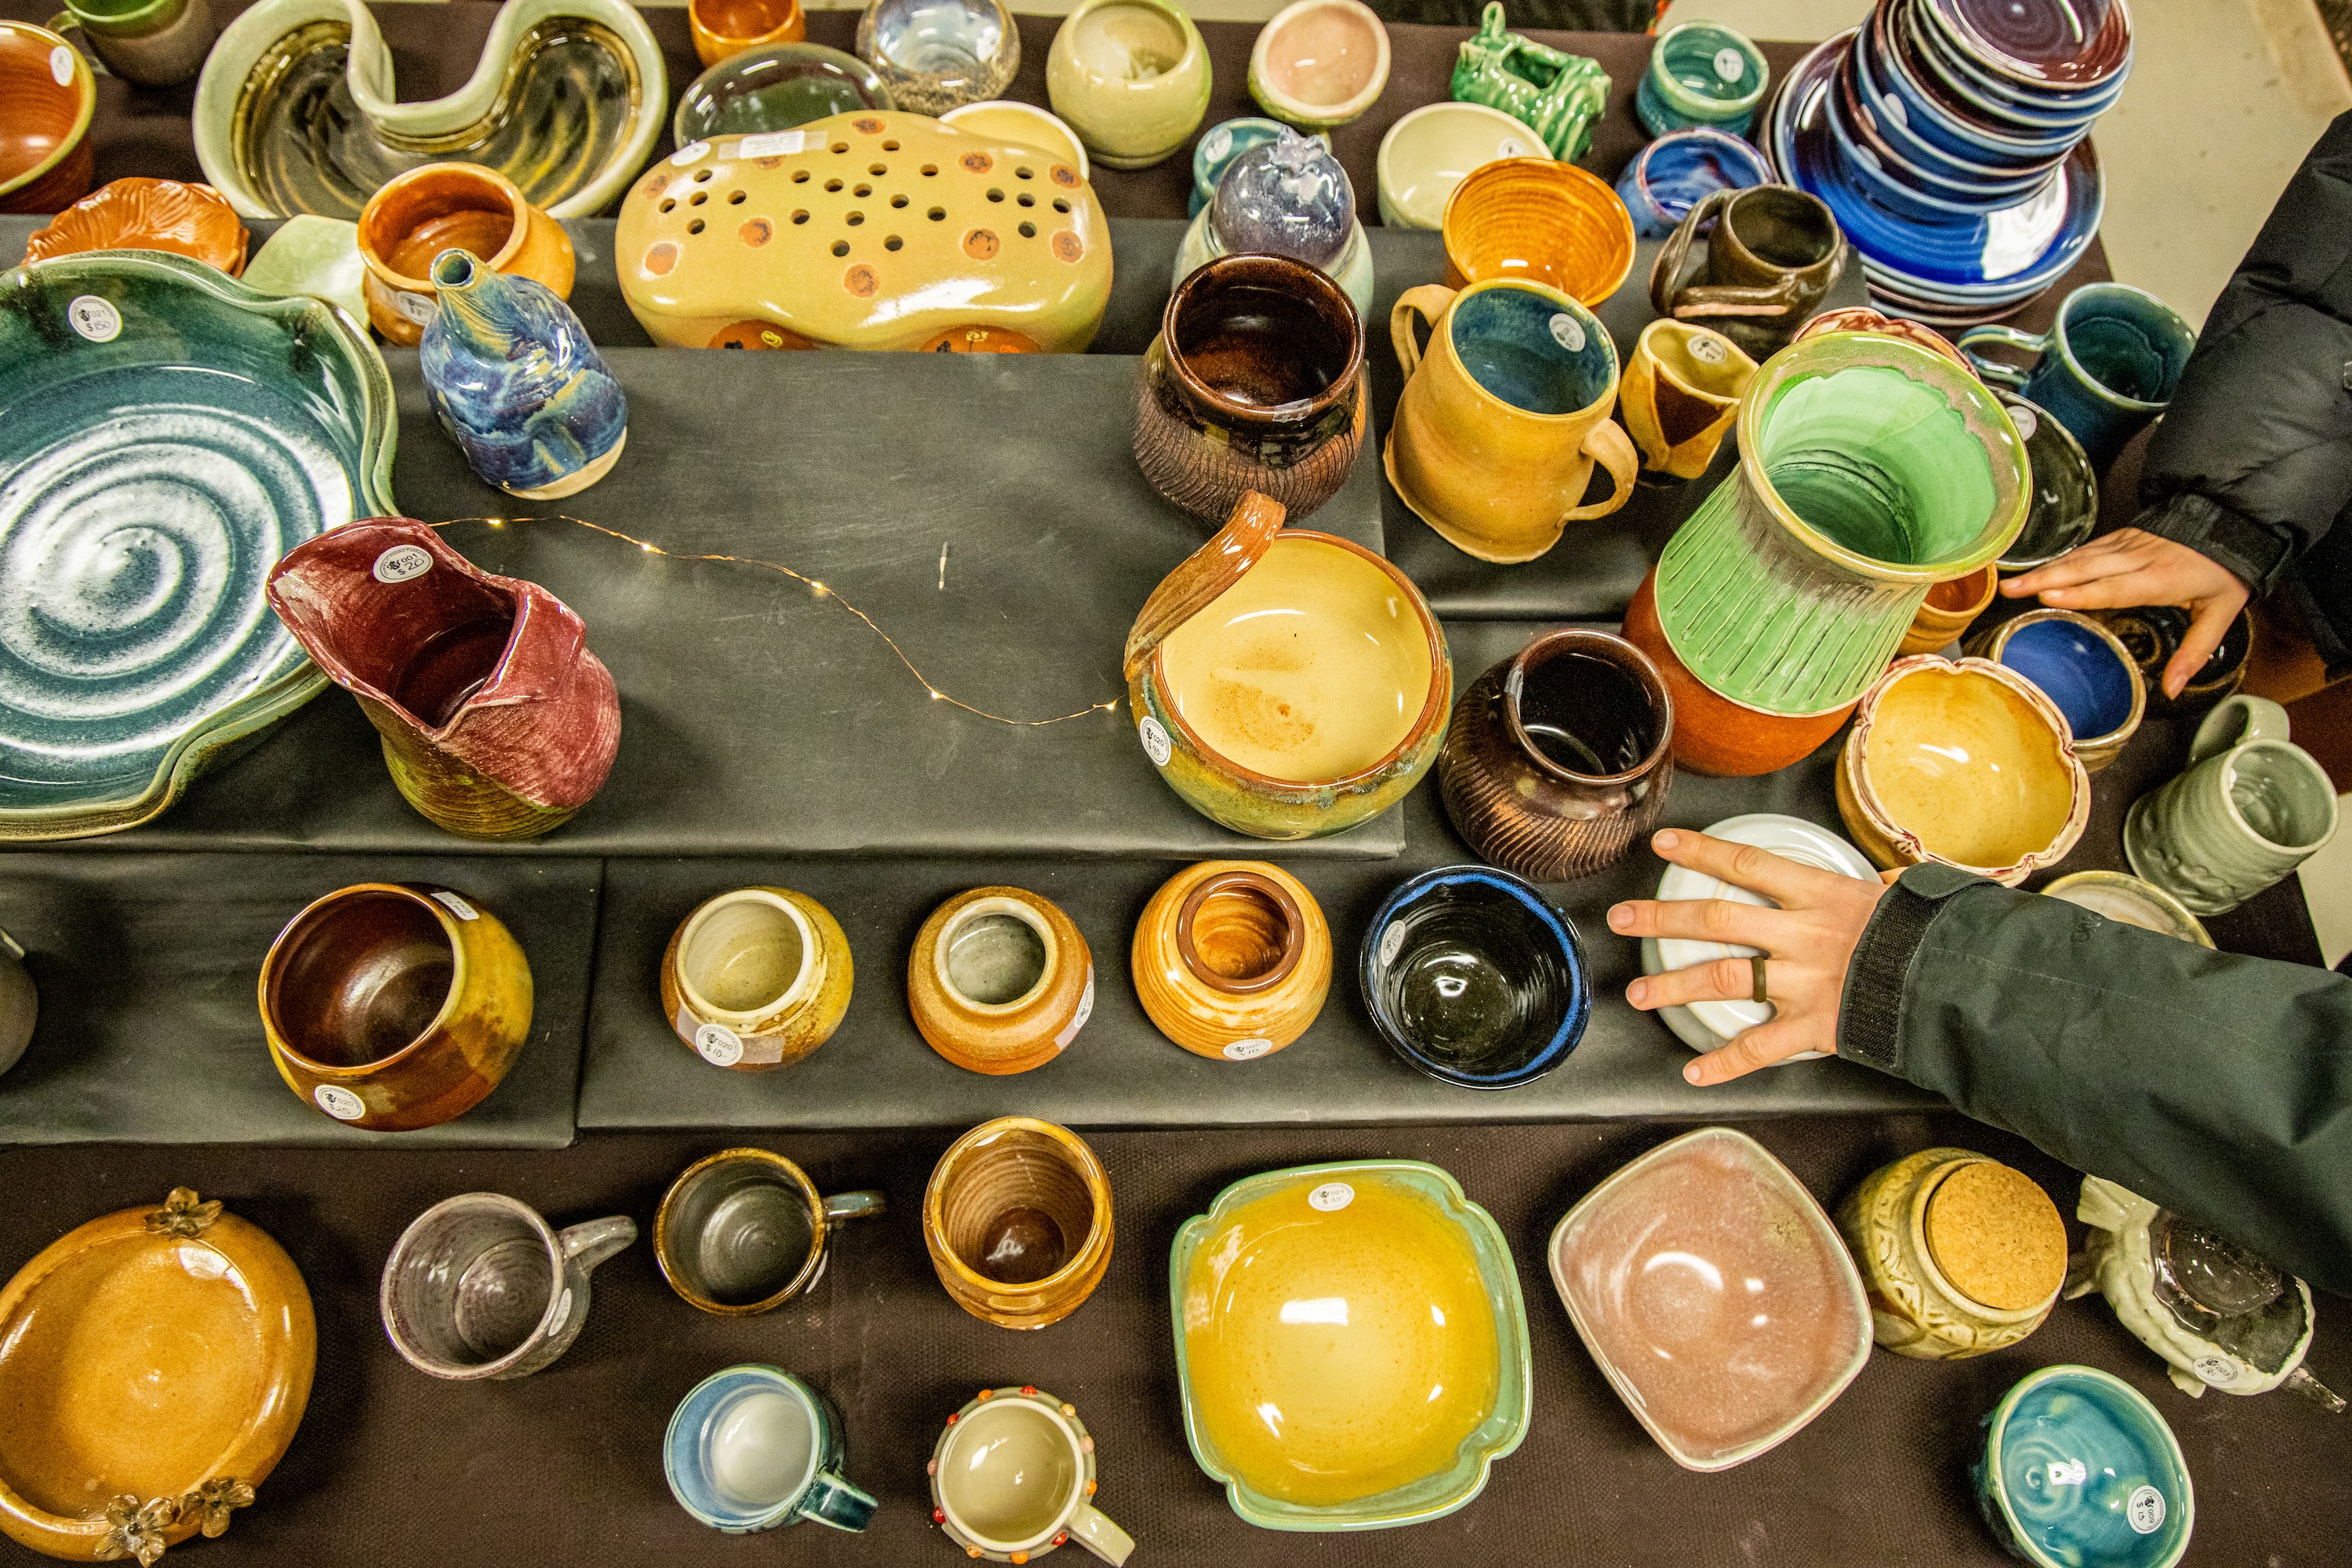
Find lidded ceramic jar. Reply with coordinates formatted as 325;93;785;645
909;887;1094;1074
659;887;854;1071
1836;1148;2069;1359
1130;861;1330;1060
924;1116;1114;1329
1172;129;1372;315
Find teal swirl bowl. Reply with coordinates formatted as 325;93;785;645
1973;1365;2193;1568
0;249;397;838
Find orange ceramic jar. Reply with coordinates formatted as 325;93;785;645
1130;861;1330;1060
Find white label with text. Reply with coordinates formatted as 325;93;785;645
1549;313;1586;353
695;1024;745;1067
2126;1486;2165;1534
1308;1181;1354;1212
1139;717;1173;767
430;890;478;921
1714;47;1746;82
67;296;121;343
1223;1037;1275;1061
1377;924;1406;967
737;130;809;158
1054;970;1095;1048
314;1084;366;1121
375;544;434;583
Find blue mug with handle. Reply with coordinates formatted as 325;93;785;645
666;1365;877;1533
1958;284;2196;470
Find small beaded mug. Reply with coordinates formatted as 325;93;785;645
928;1387;1132;1563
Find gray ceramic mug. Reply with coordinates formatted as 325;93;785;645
2124;696;2340;916
381;1192;638;1380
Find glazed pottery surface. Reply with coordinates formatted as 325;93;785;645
655;1149;886;1314
259;880;534;1131
1837;655;2089;885
619;111;1112;353
267;519;622;840
0;23;95;216
1171;205;1373;321
1959;284;2194;468
1650;184;1849;358
423;249;626;499
241;213;368;323
1186;116;1290;213
2041;871;2212;948
942;99;1087;177
380;1192;635;1378
1374;101;1540;230
1247;0;1389;130
924;1116;1114;1328
1171;1160;1530;1529
1440;156;1635;308
674;42;888;142
1449;2;1608;162
1549;1127;1870;1472
1135;253;1365;524
0;250;394;841
1208;128;1354;270
1836;1149;2068;1359
1973;1366;2192;1568
1131;861;1331;1060
1965;608;2144;771
855;0;1018;116
0;931;34;1080
908;887;1094;1073
666;1366;875;1533
661;887;854;1071
354;162;575;346
1438;630;1673;881
193;0;666;220
1613;125;1773;240
1795;304;1973;367
1620;318;1758;478
24;179;248;276
53;0;216;86
1617;569;1857;777
2094;604;2252;713
1638;20;1768;136
1046;0;1211;170
1896;562;1998;655
2124;695;2339;916
1387;278;1636;562
691;0;804;68
1996;391;2099;569
1359;866;1589;1088
930;1387;1133;1563
1125;495;1450;840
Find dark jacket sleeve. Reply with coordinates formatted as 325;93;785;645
1837;863;2352;1294
2136;111;2352;594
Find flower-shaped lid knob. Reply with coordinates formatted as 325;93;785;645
1210;129;1354;271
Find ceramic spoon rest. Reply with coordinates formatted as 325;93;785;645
616;111;1112;351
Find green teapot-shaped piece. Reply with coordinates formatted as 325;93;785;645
1450;3;1610;162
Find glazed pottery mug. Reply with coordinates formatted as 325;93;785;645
1619;318;1758;478
2124;695;2340;916
1649;184;1847;358
380;1192;637;1380
655;1148;887;1315
1958;285;2196;470
924;1116;1114;1328
1385;278;1637;562
659;886;854;1071
48;0;212;85
665;1365;874;1532
929;1386;1134;1563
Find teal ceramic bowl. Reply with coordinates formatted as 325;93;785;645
1974;1366;2194;1568
0;249;396;839
1169;1159;1530;1530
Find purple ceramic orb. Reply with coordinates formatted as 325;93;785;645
1210;129;1354;271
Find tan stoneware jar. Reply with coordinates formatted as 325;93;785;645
924;1116;1114;1328
1130;860;1331;1060
355;162;575;346
908;887;1094;1074
659;887;854;1071
1835;1148;2069;1359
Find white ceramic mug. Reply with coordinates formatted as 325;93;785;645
2124;695;2340;916
928;1387;1132;1564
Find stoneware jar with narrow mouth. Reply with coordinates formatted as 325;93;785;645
660;886;854;1071
909;887;1094;1073
1964;608;2145;772
653;1148;887;1315
924;1116;1115;1328
1650;185;1848;358
929;1386;1134;1562
1045;0;1210;169
1131;860;1331;1059
1835;1148;2070;1359
379;1192;636;1379
354;162;575;346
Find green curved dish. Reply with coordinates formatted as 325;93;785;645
0;250;397;839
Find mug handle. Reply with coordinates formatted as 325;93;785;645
1563;417;1640;521
1390;284;1457;382
797;1468;877;1533
42;13;111;74
2188;694;2291;765
557;1214;637;1272
1066;1503;1134;1566
1954;324;2046;389
822;1190;887;1223
1646;186;1733;318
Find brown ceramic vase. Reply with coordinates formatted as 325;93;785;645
924;1116;1114;1329
0;24;96;216
355;162;575;346
24;177;249;274
907;887;1094;1074
1650;184;1848;358
1619;568;1855;776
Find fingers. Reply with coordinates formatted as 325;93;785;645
2031;567;2180;612
1683;1020;1822;1085
2165;593;2241;699
1646;827;1835;906
1628;955;1758;1011
2000;530;2141;597
1608;895;1791;948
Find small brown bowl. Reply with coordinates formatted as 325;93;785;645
0;24;96;216
24;177;249;274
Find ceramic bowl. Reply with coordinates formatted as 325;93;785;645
659;886;855;1071
1897;563;1999;655
1613;125;1774;240
0;24;96;216
1171;1160;1531;1530
2041;871;2212;947
942;98;1088;179
354;161;575;346
0;1189;314;1561
1550;1127;1871;1471
1965;608;2144;773
23;177;249;274
673;42;891;145
1360;866;1590;1090
1375;101;1538;230
1995;393;2098;571
1837;655;2090;886
1639;812;1878;1058
1189;116;1292;215
1618;569;1857;777
1639;20;1769;136
1973;1366;2192;1568
1442;156;1635;308
924;1116;1114;1329
908;887;1094;1074
1047;0;1211;170
241;212;368;323
2094;604;2253;714
1131;861;1332;1060
691;0;804;69
1247;0;1389;131
0;251;394;842
855;0;1018;117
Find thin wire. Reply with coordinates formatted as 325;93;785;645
431;515;1124;727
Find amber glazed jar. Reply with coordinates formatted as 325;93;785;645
1131;861;1331;1060
924;1116;1114;1328
908;887;1094;1074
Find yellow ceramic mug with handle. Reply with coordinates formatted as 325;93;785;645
1383;278;1637;563
1621;317;1758;478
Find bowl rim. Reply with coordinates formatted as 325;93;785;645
1160;252;1364;430
259;882;476;1076
1375;100;1545;225
0;22;96;201
1646;17;1770;118
1247;0;1392;125
1980;1363;2194;1568
1440;156;1636;308
1501;628;1677;789
654;1146;834;1315
2040;870;2213;949
673;886;826;1029
1977;607;2147;755
662;1363;825;1530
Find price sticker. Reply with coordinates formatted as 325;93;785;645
1139;717;1173;767
375;545;434;583
2126;1486;2165;1535
1223;1038;1275;1061
1714;47;1747;82
1549;313;1586;353
314;1084;365;1121
67;296;121;343
1053;970;1095;1048
1688;332;1729;365
430;890;478;921
1308;1181;1354;1212
695;1024;745;1067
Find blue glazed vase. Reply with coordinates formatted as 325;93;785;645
420;247;627;499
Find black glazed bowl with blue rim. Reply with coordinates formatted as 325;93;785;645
1359;866;1590;1090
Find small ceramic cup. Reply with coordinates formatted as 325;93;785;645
379;1192;636;1380
1441;155;1635;307
665;1366;875;1533
1636;19;1768;136
1359;866;1590;1089
908;887;1094;1074
1973;1367;2193;1568
2042;871;2213;948
355;163;575;347
1959;284;2197;470
1650;184;1847;359
1964;608;2146;773
855;0;1018;116
2125;695;2340;916
659;887;854;1071
1375;100;1541;230
1131;860;1331;1059
929;1387;1134;1563
1613;125;1774;240
259;883;532;1133
654;1148;886;1315
1387;278;1637;561
1897;563;1999;655
1246;0;1388;131
0;22;97;216
924;1116;1114;1329
0;928;35;1080
1994;394;2099;571
49;0;213;87
1835;1149;2069;1359
689;0;804;69
1619;318;1759;478
1046;0;1210;170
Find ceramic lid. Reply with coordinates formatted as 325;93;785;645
1922;1160;2067;1312
1122;492;1287;680
1210;129;1355;270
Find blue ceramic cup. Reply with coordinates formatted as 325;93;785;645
1636;20;1768;137
666;1365;877;1533
1613;126;1773;240
1973;1366;2192;1568
1959;285;2195;470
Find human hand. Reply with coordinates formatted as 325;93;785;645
1607;829;1895;1084
2001;528;2250;699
